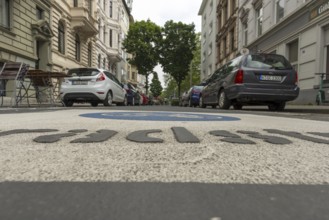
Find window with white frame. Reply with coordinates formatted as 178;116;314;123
36;6;44;20
208;43;212;56
256;7;263;37
88;42;92;67
58;21;65;54
75;34;80;61
230;28;235;52
110;29;113;47
288;40;299;71
275;0;284;23
223;36;227;56
98;54;101;68
243;23;248;46
209;21;213;35
109;1;113;18
223;1;228;24
209;0;213;14
0;0;10;28
103;26;106;43
230;0;235;16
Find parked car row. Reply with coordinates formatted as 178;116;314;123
180;53;300;111
180;86;204;107
60;67;151;107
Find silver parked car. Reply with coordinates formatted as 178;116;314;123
200;53;300;111
60;68;127;107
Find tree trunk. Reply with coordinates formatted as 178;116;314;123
178;81;181;100
145;73;149;95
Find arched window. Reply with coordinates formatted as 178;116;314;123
58;21;65;54
73;0;78;7
88;42;92;67
98;54;101;68
75;34;80;61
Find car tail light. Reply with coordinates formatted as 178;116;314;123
295;71;298;85
97;73;106;81
235;69;244;84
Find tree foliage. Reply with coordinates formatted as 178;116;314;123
122;20;161;94
162;33;201;98
159;20;196;97
150;72;163;97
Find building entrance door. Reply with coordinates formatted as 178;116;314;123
36;40;48;70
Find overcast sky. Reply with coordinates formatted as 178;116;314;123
131;0;202;87
131;0;202;32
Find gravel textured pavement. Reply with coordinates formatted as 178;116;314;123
1;109;328;184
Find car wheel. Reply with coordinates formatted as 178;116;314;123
218;90;231;109
63;100;73;107
91;102;98;107
233;103;243;110
103;91;113;106
268;102;286;111
199;96;206;108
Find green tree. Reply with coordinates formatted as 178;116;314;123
159;20;196;98
162;33;201;99
122;20;161;94
150;72;163;97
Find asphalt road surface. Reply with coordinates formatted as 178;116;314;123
0;105;329;220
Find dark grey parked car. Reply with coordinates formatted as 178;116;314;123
200;53;300;111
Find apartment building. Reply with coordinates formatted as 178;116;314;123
0;0;52;70
216;0;239;68
199;0;218;81
96;0;130;82
50;0;98;72
238;0;329;104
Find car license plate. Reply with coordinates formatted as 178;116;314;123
73;81;88;85
260;75;282;81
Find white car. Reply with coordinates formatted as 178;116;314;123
60;68;127;107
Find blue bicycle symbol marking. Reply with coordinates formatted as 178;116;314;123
80;112;241;122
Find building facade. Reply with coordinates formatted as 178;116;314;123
0;0;137;80
199;0;218;81
96;0;130;82
0;0;53;70
216;0;239;69
50;0;98;72
238;0;329;104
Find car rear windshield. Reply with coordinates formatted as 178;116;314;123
67;68;100;77
244;54;293;70
193;86;203;91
